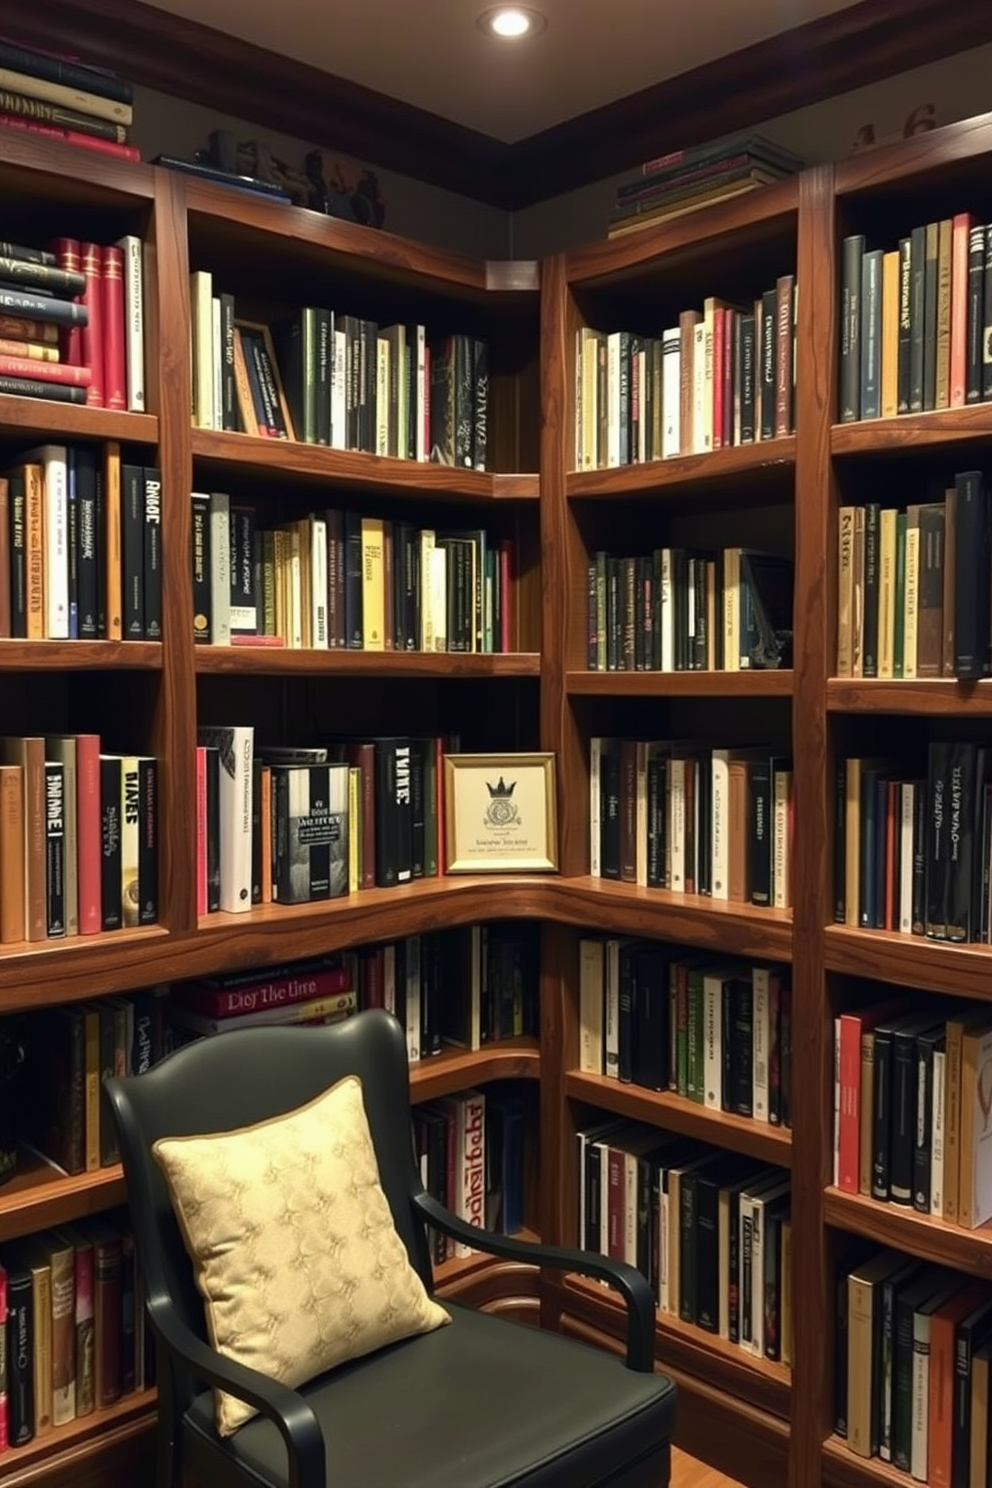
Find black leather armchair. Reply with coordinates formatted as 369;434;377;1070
106;1008;677;1488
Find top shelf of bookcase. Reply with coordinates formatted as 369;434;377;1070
835;109;992;199
0;134;156;206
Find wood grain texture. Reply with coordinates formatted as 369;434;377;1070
566;438;796;501
409;1039;540;1101
0;1392;156;1486
0;1154;127;1245
0;397;157;445
0;127;156;204
193;648;541;678
0;641;161;670
671;1447;750;1488
823;1186;992;1275
831;405;992;453
566;670;793;698
827;677;992;713
549;879;793;962
835;106;992;197
821;1433;912;1488
565;1072;793;1166
788;162;837;1488
823;924;992;999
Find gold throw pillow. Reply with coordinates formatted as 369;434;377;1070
152;1074;449;1436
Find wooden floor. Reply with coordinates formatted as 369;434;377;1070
672;1447;749;1488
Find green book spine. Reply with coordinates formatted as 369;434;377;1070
686;967;705;1103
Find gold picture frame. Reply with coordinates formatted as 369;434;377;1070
443;753;558;874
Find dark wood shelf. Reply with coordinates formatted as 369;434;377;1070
821;1432;913;1488
565;177;799;287
562;1273;791;1421
0;640;162;671
565;1071;792;1166
195;646;540;677
0;397;158;445
827;677;992;713
830;407;992;455
568;669;792;697
0;1152;127;1245
0;925;171;1007
823;924;992;1000
0;1388;157;1483
824;1186;992;1276
834;108;992;198
0;131;156;203
552;878;793;962
433;1227;541;1291
190;427;537;501
411;1039;540;1101
566;437;795;501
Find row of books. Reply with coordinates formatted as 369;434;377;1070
191;493;513;653
0;38;138;164
0;1215;149;1453
0;736;157;946
170;925;538;1058
837;475;991;682
607;133;803;238
837;1250;992;1485
577;1126;792;1363
590;738;794;911
836;742;992;944
839;215;992;423
189;277;489;468
833;996;992;1230
0;444;160;641
586;545;793;672
0;234;144;410
415;1089;525;1263
578;942;792;1128
195;731;459;915
573;276;796;470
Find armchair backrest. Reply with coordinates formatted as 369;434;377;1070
105;1010;433;1380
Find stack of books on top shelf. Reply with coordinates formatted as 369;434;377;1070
840;215;992;423
578;940;792;1129
836;471;991;683
0;236;145;411
837;1251;991;1483
574;277;796;468
0;38;138;164
607;133;803;239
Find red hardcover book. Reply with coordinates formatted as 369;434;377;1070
172;961;352;1019
0;115;139;161
101;245;126;411
80;243;104;407
49;236;82;367
75;733;102;935
0;354;90;385
88;1221;122;1408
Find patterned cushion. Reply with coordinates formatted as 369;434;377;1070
152;1075;450;1436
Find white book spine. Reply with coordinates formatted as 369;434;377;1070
624;1153;638;1265
41;446;68;638
404;935;421;1065
930;1048;946;1216
574;328;583;471
658;1185;669;1314
198;725;254;913
910;1313;930;1481
415;325;427;462
604;939;620;1079
702;973;723;1110
209;491;231;646
606;331;621;466
772;768;791;909
661;330;680;458
711;749;730;900
669;758;685;891
331;327;347;449
738;1194;755;1346
120;753;140;928
117;234;145;412
430;546;447;652
578;937;604;1074
748;1198;765;1357
753;967;770;1122
899;783;915;934
190;269;214;428
635;742;648;887
597;1143;611;1256
419;528;435;651
455;1090;485;1257
211;296;223;438
310;517;328;649
376;336;389;456
589;737;602;876
288;527;303;649
659;548;674;670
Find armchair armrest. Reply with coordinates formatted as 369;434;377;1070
413;1190;656;1372
146;1294;325;1488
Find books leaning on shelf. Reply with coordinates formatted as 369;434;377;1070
578;940;792;1128
836;741;992;944
188;273;489;468
587;545;793;672
574;276;796;469
416;1088;527;1261
839;214;992;423
190;494;513;652
0;234;144;410
589;738;793;910
833;994;992;1231
0;38;138;163
836;472;991;682
836;1249;992;1485
608;133;803;238
0;736;157;944
576;1124;792;1364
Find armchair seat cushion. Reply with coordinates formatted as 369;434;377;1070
186;1300;676;1488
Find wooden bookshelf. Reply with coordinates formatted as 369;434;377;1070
830;405;992;455
823;1187;992;1277
567;670;793;697
566;437;796;501
0;641;162;671
194;646;541;677
826;677;992;713
0;1153;128;1244
823;925;992;1001
821;1435;907;1488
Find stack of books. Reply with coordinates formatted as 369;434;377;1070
0;38;138;162
608;133;803;239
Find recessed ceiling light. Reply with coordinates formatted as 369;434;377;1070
478;7;547;40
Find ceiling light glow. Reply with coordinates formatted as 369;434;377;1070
478;7;546;40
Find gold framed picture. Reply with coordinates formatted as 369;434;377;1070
443;753;558;874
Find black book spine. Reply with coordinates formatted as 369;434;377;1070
633;949;668;1091
393;741;413;883
740;312;756;440
912;778;927;935
8;471;26;637
344;510;363;648
908;224;927;413
966;224;985;403
679;1172;697;1324
454;334;474;468
763;1205;786;1361
871;1026;894;1201
0;286;87;325
721;980;735;1111
314;307;331;446
728;1186;742;1345
646;755;665;888
0;375;85;403
45;760;66;937
859;768;881;929
121;463;144;640
953;1311;992;1488
731;978;754;1117
100;756;122;931
922;222;939;410
471;336;488;471
860;248;883;419
219;292;237;432
190;492;211;644
873;773;888;931
142;467;162;641
834;759;847;923
926;740;951;940
839;234;865;421
953;470;991;679
946;739;976;941
893;1289;917;1469
617;943;634;1084
585;1141;601;1253
889;1027;919;1205
695;1174;720;1333
897;236;912;414
6;1267;33;1445
983;226;992;402
410;739;426;879
862;502;881;676
760;288;776;440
